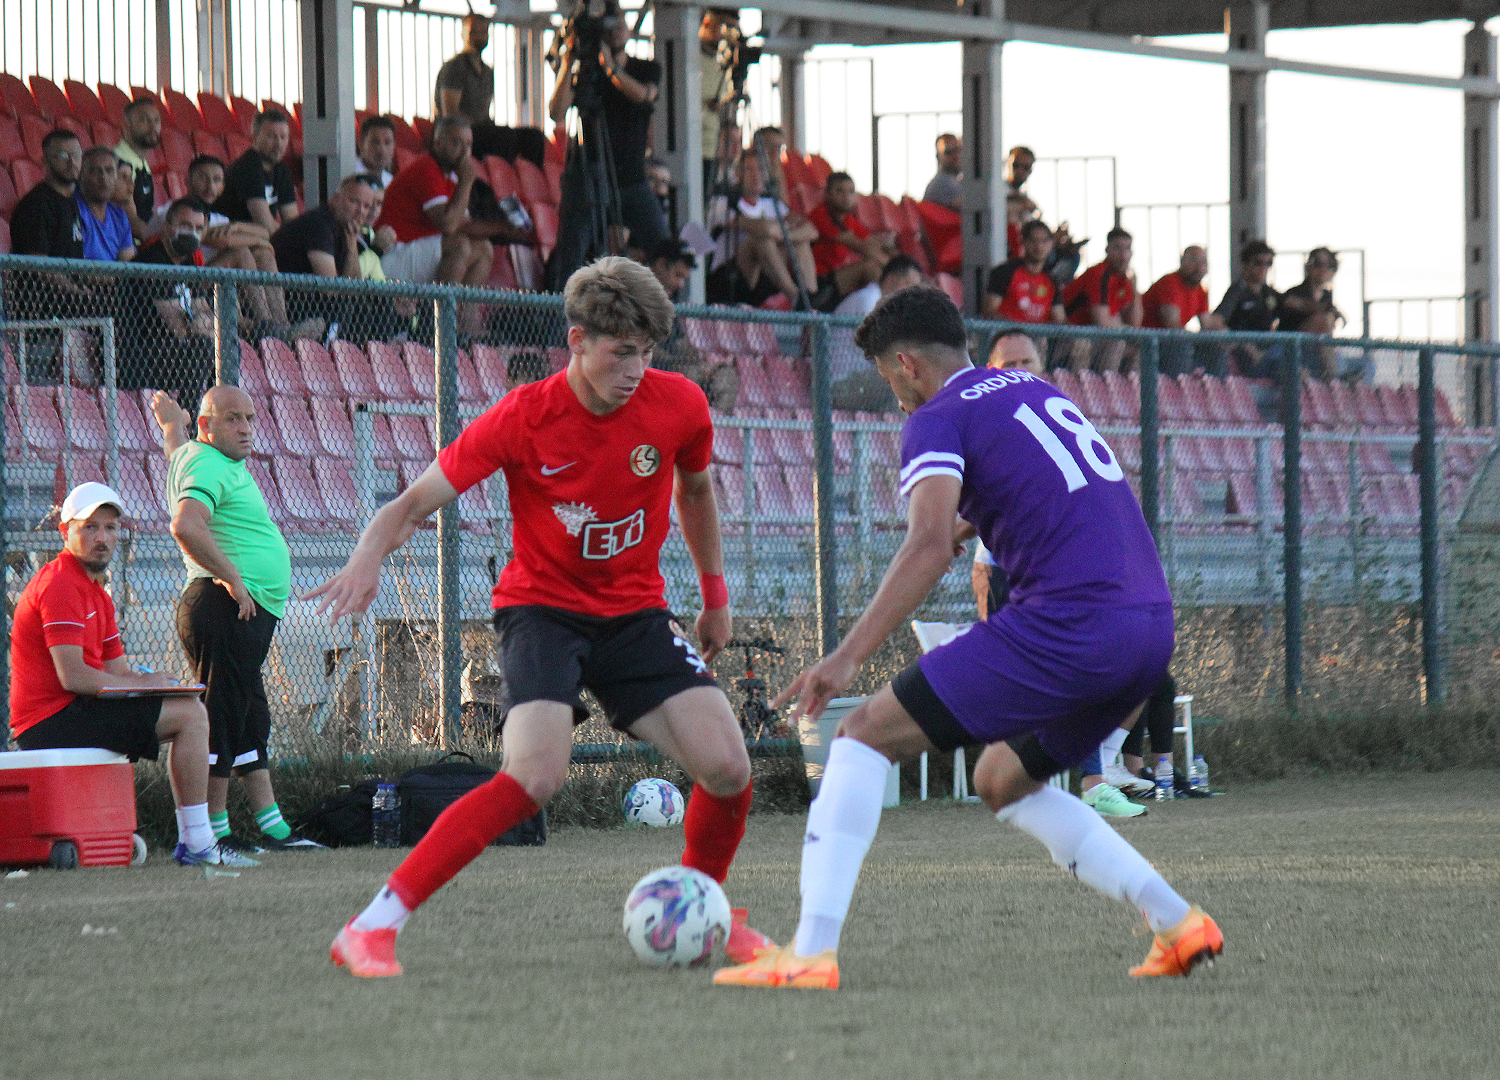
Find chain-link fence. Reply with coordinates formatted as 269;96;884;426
3;254;1498;762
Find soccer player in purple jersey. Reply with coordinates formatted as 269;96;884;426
715;287;1222;990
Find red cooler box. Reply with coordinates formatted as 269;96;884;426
0;748;138;868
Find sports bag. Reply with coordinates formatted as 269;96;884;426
294;778;381;847
397;751;546;847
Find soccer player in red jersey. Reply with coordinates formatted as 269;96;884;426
309;257;775;977
1062;226;1142;374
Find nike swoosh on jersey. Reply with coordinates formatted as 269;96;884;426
540;462;577;475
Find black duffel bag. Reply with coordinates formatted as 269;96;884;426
295;778;381;847
398;752;546;847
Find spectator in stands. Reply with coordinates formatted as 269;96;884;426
348;179;412;344
548;0;667;278
809;172;896;312
1003;143;1082;284
358;115;398;189
706;149;817;308
835;252;922;321
75;147;134;263
983;219;1065;326
1214;239;1281;377
987;328;1046;379
120;198;216;405
376;115;492;290
214;109;300;233
753;125;787;197
700;8;740;199
270;173;381;331
9;129;100;321
1278;247;1349;380
646;159;673;221
922;134;962;211
1142;245;1227;375
1062;226;1141;374
436;15;507;159
112;97;163;241
647;237;696;301
829;256;923;413
358;180;396;282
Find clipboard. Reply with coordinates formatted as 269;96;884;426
98;684;206;698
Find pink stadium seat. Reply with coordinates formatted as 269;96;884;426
311;458;361;526
385;113;421;152
63;80;104;122
271;457;331;525
1301;379;1337;428
470;344;512;401
89;119;120;148
367;412;401;464
115;454;168;531
19;113;52;163
234;340;272;399
1050;367;1082;404
225;131;251;161
1176;376;1214;425
485;156;519;199
15;386;65;454
735;357;775;408
764;427;809;466
1156;376;1187;423
712;425;744;466
1197;376;1239;426
28;77;71;121
515;158;552;205
716;466;746;519
1221;377;1263;425
60;387;111;451
764;356;810;410
229;95;257;134
543;157;562;205
330;340;380;399
161;88;203;132
367;341;418;400
854;194;883;233
935;273;964;309
0;166;17;217
456;350;485;404
271;395;323;456
10;158;44;193
0;74;40;118
97;83;131;127
755;463;795;519
401;342;437;401
160;171;187;201
1352;383;1388;428
115;391;159;453
243;456;287;523
743;322;779;357
294;339;344;398
529;203;558;260
683;318;718;354
260;338;309;397
0;119;27;165
714;319;750;356
387;414;434;461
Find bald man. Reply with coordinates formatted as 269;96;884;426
153;387;324;852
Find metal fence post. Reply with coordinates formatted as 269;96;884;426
1282;336;1304;702
810;320;839;656
352;403;379;738
1138;335;1161;547
99;319;121;492
1417;344;1445;703
434;296;463;747
214;281;240;385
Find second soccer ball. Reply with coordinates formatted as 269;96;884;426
623;778;686;826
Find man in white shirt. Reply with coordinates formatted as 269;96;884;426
705;149;817;308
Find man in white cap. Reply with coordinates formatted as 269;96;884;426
9;483;256;866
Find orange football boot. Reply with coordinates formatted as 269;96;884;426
724;907;778;964
1130;906;1223;977
713;944;839;989
330;920;403;978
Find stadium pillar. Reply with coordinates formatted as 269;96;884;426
155;0;173;90
300;0;361;207
960;3;1006;315
196;0;233;97
654;3;707;303
779;49;807;163
1227;2;1269;254
1465;24;1499;350
517;22;549;129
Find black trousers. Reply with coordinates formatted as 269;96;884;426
176;577;279;777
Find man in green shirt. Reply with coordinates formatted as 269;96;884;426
153;385;324;851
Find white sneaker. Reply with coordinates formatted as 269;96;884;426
1103;762;1156;797
1082;783;1148;818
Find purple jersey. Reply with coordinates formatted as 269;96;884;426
899;366;1170;609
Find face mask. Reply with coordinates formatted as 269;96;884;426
169;230;201;257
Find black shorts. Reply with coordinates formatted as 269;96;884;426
16;694;163;760
492;605;721;732
706;261;780;308
176;577;279;778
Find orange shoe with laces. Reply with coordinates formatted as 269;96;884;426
1129;906;1223;977
713;944;839;989
330;920;403;978
724;907;778;964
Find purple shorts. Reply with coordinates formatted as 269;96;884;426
894;602;1174;776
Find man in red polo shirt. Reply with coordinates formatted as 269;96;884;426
375;115;492;287
310;257;775;978
1141;245;1227;375
10;483;252;867
807;171;896;311
983;219;1065;326
1063;226;1142;374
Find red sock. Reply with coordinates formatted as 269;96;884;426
386;772;540;909
680;781;752;884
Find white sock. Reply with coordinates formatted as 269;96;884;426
178;803;215;854
352;885;412;933
793;737;890;957
996;785;1192;932
1099;727;1129;767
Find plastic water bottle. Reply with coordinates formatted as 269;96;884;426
372;782;400;847
1154;758;1174;801
1191;754;1209;795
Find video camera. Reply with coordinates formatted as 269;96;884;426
717;25;762;98
546;0;623;110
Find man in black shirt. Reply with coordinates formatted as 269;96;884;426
546;1;667;286
1213;239;1281;377
270;174;380;326
8;129;101;323
214;110;300;233
435;16;507;159
120;199;216;407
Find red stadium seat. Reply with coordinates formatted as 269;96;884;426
63;80;105;123
160;171;187;200
0;119;27;164
10;158;45;197
470;344;512;401
242;456;287;523
308;398;357;459
367;340;418;400
529;202;558;260
387;414;434;461
401;342;436;401
412;116;433;148
312;458;362;527
191;130;228;162
0;74;40;118
236;340;273;399
543;157;562;205
486;246;520;291
230;95;257;135
743;322;779;357
805;154;832;187
295;339;345;398
271;395;322;456
271;457;332;525
683;318;718;354
935;273;964;309
456;350;485;403
387;114;421;152
854;194;883;233
114;454;168;531
60;387;111;451
485;156;519;199
0;166;17;217
224;132;250;161
764;356;810;410
114;391;159;453
0;218;11;254
735;357;775;408
331;341;381;399
14;386;65;455
260;338;309;397
393;147;420;172
161;88;204;132
97;83;132;128
712;425;744;466
159;128;194;175
197;93;240;137
546;127;566;167
515;158;552;205
19;114;53;163
28;77;71;121
90;119;120;148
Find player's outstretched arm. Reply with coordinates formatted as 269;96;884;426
774;475;962;721
673;464;731;663
305;461;459;621
149;391;190;457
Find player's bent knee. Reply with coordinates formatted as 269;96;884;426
694;754;751;797
504;761;567;806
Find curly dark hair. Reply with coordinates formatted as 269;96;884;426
852;285;967;362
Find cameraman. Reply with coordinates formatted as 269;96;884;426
700;8;740;202
547;0;666;287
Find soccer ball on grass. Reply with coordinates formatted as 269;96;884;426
622;865;732;967
623;778;685;825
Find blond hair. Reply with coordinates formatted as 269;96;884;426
563;256;676;344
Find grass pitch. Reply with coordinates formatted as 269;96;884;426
4;770;1499;1080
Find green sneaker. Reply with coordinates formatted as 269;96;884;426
1082;782;1148;818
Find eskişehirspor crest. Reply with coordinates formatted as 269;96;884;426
552;501;598;536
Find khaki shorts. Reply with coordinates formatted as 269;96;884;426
381;233;445;284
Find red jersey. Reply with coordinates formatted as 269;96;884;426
9;550;124;735
437;368;714;617
1064;261;1135;325
808;203;869;278
376;155;455;243
1141;271;1209;329
985;260;1060;324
